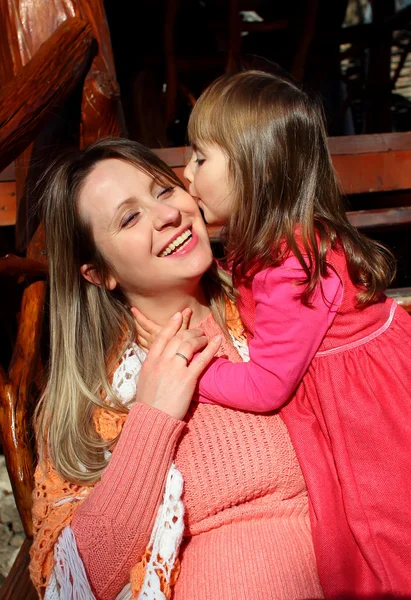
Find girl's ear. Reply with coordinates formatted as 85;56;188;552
80;264;117;290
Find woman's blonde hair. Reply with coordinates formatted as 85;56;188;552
36;137;231;484
188;69;395;304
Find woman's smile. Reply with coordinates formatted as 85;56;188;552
158;226;194;257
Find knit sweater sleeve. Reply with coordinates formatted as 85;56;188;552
197;256;342;412
71;402;186;600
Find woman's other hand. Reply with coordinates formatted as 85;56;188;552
132;306;193;351
136;312;222;420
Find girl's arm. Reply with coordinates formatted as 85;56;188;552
198;256;342;412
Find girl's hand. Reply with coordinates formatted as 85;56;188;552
136;312;222;420
132;306;193;351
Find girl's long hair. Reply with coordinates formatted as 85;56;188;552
36;137;231;484
188;69;395;304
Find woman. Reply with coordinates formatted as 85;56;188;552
30;138;323;600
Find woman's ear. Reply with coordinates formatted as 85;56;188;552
80;264;117;290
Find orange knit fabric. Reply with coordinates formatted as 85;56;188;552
30;453;92;594
29;311;239;598
30;407;182;599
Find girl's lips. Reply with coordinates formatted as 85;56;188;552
163;229;198;258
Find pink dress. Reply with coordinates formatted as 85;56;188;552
198;248;411;597
282;250;411;598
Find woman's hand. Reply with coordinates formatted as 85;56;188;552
132;306;193;351
136;312;221;420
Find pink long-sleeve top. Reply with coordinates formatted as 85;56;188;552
197;255;342;411
71;319;323;600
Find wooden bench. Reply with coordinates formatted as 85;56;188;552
3;131;411;228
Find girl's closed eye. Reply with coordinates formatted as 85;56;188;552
195;157;205;166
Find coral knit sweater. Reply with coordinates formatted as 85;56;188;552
71;317;323;600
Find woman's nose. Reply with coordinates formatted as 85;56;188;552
152;203;181;230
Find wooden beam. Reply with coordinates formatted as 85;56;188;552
386;287;411;313
328;133;411;193
155;132;411;195
0;182;16;226
0;18;95;173
0;255;48;278
346;207;411;229
2;131;411;227
0;162;15;182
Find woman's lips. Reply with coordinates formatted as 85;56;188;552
163;229;198;258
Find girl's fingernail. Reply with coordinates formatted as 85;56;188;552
213;335;223;343
172;312;181;320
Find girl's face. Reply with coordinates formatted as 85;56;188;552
184;143;235;226
78;159;213;302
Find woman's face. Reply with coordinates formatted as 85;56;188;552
184;143;235;226
78;158;213;300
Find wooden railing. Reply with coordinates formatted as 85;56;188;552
2;131;411;228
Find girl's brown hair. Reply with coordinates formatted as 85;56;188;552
188;69;395;304
36;137;231;484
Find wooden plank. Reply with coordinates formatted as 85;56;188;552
0;255;48;277
0;162;15;182
386;287;411;313
332;150;411;194
206;207;411;242
172;166;186;182
155;131;411;161
327;131;411;155
346;207;411;229
155;146;191;167
0;182;16;226
2;132;411;227
154;132;411;195
0;18;95;173
2;164;411;229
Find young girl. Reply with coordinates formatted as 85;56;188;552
135;70;411;598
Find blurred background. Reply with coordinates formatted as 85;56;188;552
104;0;411;146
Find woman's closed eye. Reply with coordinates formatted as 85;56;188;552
157;186;175;199
121;211;140;228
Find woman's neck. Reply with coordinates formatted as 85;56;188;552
129;283;211;327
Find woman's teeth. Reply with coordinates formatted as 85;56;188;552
159;229;192;257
